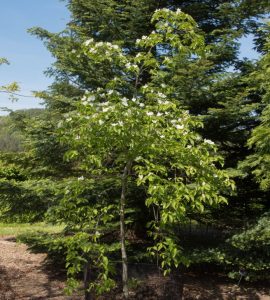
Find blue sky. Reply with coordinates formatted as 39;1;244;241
0;1;260;115
0;0;70;115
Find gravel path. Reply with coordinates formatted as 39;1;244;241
0;237;82;300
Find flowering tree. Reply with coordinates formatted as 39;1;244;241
58;9;234;298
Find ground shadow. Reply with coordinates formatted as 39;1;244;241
0;265;19;300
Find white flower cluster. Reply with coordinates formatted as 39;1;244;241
204;139;215;145
170;119;184;130
84;38;94;46
145;111;164;119
136;34;149;44
121;97;129;107
118;96;145;108
155;8;170;13
112;121;124;127
125;62;139;71
157;99;170;105
85;39;120;50
84;39;122;57
81;94;96;106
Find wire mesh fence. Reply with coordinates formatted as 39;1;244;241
101;262;184;300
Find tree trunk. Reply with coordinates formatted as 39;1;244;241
84;262;92;300
120;161;132;299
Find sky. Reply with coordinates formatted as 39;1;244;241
0;1;261;116
0;0;70;115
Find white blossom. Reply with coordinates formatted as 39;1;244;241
78;176;84;181
85;38;94;46
157;92;166;98
175;124;184;130
146;111;154;116
139;103;145;108
88;48;97;54
98;120;104;125
157;112;163;117
88;95;95;101
121;97;129;107
204;139;215;145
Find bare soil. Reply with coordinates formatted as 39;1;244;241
0;236;82;300
0;236;269;300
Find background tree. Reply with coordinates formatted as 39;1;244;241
25;2;269;235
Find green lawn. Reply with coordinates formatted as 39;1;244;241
0;222;63;237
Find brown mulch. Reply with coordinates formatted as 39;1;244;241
0;236;269;300
0;236;82;300
98;271;270;300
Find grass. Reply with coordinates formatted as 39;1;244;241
0;222;64;237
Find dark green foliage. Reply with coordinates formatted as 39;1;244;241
0;150;65;222
190;212;270;281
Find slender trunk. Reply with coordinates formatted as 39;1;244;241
84;262;92;300
120;161;132;299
